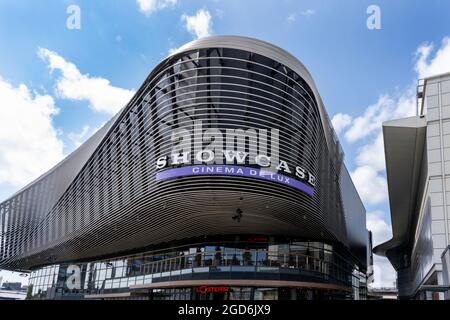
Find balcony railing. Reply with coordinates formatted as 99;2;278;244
93;249;356;292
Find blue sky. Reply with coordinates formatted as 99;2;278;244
1;0;450;287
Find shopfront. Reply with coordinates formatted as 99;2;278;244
28;238;365;300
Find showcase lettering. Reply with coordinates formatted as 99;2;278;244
154;120;316;193
155;120;315;187
156;150;315;187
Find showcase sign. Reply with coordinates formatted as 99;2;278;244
156;165;314;196
155;120;316;197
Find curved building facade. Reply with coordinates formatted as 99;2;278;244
0;36;369;300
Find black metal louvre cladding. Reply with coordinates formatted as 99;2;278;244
0;45;355;271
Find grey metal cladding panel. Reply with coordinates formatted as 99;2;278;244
339;164;367;267
0;39;365;270
0;112;118;266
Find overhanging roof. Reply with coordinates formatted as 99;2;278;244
373;116;426;270
168;35;342;166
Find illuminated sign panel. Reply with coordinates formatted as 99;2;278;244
156;165;314;196
195;286;230;294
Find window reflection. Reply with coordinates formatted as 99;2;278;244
28;240;365;299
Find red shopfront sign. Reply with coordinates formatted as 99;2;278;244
247;236;269;242
195;286;230;294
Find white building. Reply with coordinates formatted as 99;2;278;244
374;72;450;299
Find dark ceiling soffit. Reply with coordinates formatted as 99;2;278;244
373;116;426;269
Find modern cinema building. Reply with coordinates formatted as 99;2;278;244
0;36;370;300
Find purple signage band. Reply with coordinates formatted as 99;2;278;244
155;165;314;197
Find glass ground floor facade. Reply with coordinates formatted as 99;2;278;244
84;287;352;300
27;236;367;300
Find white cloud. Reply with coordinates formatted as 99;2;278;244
287;10;314;23
340;36;450;289
169;9;213;55
182;9;213;39
286;13;296;23
367;211;392;245
215;8;224;20
344;37;450;203
68;122;106;151
342;90;416;206
366;211;397;288
68;125;90;148
0;76;64;186
415;37;450;79
355;132;385;172
394;87;417;118
301;9;315;16
350;166;388;205
137;0;177;15
168;47;179;55
344;95;396;143
331;113;352;134
38;48;135;115
371;255;397;288
342;88;416;144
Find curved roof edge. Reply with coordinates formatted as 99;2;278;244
169;35;316;88
166;35;341;163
